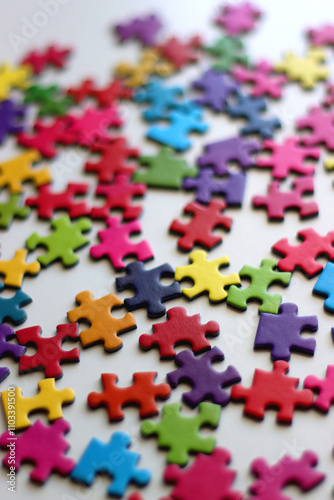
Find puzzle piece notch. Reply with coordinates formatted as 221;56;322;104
139;306;219;358
175;250;240;303
167;346;241;408
0;324;26;382
0;419;75;482
0;99;26;143
231;360;313;422
275;48;329;89
232;60;287;98
21;45;71;74
254;302;318;361
0;63;31;100
134;80;184;121
67;290;136;352
115;14;162;45
304;365;334;412
205;37;248;72
0;284;32;325
216;2;262;35
192;69;239;111
88;372;171;420
0;249;40;288
116;262;181;318
297;106;334;151
1;378;75;430
24;84;73;116
313;262;334;312
71;431;151;496
0;193;30;229
16;323;80;379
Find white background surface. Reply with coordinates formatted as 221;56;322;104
1;1;334;499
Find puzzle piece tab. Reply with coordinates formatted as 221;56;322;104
134;80;183;121
216;2;261;35
297;106;334;150
193;69;238;111
304;365;334;412
158;36;202;70
22;45;71;74
0;193;30;229
0;249;40;288
115;49;174;88
275;48;329;89
0;324;26;382
205;37;248;72
313;262;334;312
115;14;162;45
0;99;26;143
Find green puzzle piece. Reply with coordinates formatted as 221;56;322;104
24;84;73;116
227;258;291;314
26;215;92;267
133;147;198;189
205;37;248;72
141;402;221;465
0;193;30;229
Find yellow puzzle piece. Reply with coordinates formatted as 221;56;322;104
67;290;137;351
175;250;240;302
0;149;52;193
0;63;31;100
275;48;329;89
115;48;174;88
1;378;75;430
0;249;40;288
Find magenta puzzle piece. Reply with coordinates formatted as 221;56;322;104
216;2;262;36
233;61;287;98
308;24;334;46
297;107;334;151
304;365;334;412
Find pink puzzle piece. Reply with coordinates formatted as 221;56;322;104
232;61;287;98
304;365;334;412
297;107;334;151
216;2;261;36
308;24;334;46
90;217;154;270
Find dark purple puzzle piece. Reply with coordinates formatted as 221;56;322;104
167;346;241;407
0;100;26;143
254;302;318;361
192;69;238;112
0;324;26;382
115;14;162;46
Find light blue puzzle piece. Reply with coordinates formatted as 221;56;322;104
134;80;184;121
313;262;334;312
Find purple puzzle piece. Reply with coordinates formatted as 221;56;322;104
0;100;25;143
198;136;260;175
183;168;246;206
0;324;26;382
192;69;238;112
254;302;318;361
115;14;162;46
167;346;241;407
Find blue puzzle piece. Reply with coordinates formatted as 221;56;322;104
0;99;26;143
314;262;334;312
254;302;318;360
134;80;184;121
0;284;31;325
0;324;26;382
193;69;238;112
71;431;151;496
116;261;181;318
147;102;208;151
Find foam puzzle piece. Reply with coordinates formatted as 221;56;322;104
0;249;40;288
272;227;334;277
21;45;71;74
226;92;281;138
167;346;241;408
275;48;329;89
0;419;75;482
134;80;183;121
0;324;26;382
67;290;136;351
254;303;318;360
67;78;132;107
158;36;202;70
0;99;26;143
297;106;334;150
0;149;51;194
205;37;248;72
134;147;197;188
0;284;32;325
164;448;243;500
91;175;146;220
17;118;70;158
0;193;30;228
308;24;334;45
192;69;238;111
313;262;334;312
116;262;181;318
252;177;318;220
141;402;220;465
115;49;174;88
183;168;246;206
25;182;90;219
16;323;80;379
147;103;208;152
216;2;261;35
249;451;325;499
255;137;320;179
232;60;287;98
304;365;334;412
24;84;72;116
127;495;145;500
227;258;291;314
175;250;240;302
71;431;151;496
115;14;162;45
90;217;154;270
1;378;75;430
0;63;31;100
231;360;313;422
85;137;139;183
87;372;171;420
169;200;232;251
198;136;260;175
139;306;219;358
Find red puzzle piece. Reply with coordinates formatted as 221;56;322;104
16;324;80;379
85;137;140;183
87;372;171;420
233;60;287;98
90;217;154;270
252;177;318;220
67;78;132;106
169;199;232;251
17;118;70;158
164;448;243;500
297;107;334;150
21;45;71;74
272;227;334;277
256;137;320;179
231;360;313;423
157;36;202;70
91;175;146;220
304;365;334;412
139;306;220;358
